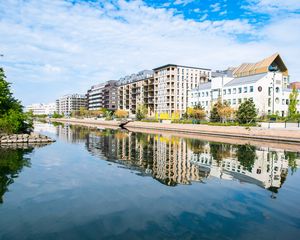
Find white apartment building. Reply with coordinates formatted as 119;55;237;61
25;103;56;115
153;64;211;116
189;53;299;117
56;94;86;116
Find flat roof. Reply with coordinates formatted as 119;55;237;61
153;64;211;71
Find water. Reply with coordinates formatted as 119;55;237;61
0;122;300;240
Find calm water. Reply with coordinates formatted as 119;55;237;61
0;123;300;240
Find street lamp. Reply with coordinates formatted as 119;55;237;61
268;63;279;114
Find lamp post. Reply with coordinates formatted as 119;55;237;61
268;64;279;115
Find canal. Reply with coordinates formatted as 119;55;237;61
0;122;300;239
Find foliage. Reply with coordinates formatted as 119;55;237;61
0;67;32;134
217;105;234;123
186;107;206;120
288;86;299;119
210;100;222;122
171;111;180;121
141;118;160;123
136;104;148;120
236;144;256;172
158;112;170;120
52;112;64;118
114;109;128;119
236;99;257;124
171;119;194;124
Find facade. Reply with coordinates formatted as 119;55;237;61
86;80;118;111
118;70;155;116
56;94;86;116
189;53;299;117
153;64;211;116
25;103;56;115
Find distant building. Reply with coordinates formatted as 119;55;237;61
289;82;300;90
153;64;211;116
56;94;86;116
118;70;155;116
25;103;56;115
189;53;299;117
86;80;118;111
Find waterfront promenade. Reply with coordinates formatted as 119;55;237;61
52;118;300;144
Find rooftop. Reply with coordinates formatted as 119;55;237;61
224;73;267;87
153;64;211;71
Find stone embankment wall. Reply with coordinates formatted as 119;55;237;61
0;133;55;145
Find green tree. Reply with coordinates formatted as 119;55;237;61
136;104;148;120
210;100;222;122
0;68;31;134
288;86;299;119
236;99;257;124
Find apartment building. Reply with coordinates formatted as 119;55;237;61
25;103;56;115
153;64;211;116
86;80;118;111
189;53;299;117
118;70;155;116
56;94;86;116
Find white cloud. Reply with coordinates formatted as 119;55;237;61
174;0;195;6
0;0;299;105
246;0;300;13
210;3;221;12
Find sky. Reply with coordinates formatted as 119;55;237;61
0;0;300;105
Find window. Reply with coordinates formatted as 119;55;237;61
206;92;208;97
250;86;254;92
233;99;236;105
228;99;231;105
268;87;271;96
228;89;231;94
268;98;271;107
276;87;280;93
202;92;204;97
238;98;242;104
233;88;236;94
244;87;247;93
238;87;242;93
223;89;226;95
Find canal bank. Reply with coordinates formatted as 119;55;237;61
51;118;300;144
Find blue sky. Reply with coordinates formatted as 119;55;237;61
0;0;300;105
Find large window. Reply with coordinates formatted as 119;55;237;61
250;86;253;92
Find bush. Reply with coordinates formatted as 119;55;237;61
114;109;128;119
0;109;32;134
236;99;257;124
136;104;148;120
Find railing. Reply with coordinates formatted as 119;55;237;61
259;121;300;129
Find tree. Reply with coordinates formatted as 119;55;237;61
217;105;234;123
0;67;31;134
236;99;257;124
114;109;128;119
186;105;206;120
210;100;222;122
136;104;148;120
288;86;299;119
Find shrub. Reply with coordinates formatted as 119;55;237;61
236;99;257;124
114;109;128;119
136;104;148;120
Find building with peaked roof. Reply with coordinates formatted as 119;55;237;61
189;53;300;117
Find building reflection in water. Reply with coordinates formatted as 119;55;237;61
56;125;300;194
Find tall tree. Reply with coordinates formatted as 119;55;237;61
0;68;22;116
236;99;257;124
288;86;299;118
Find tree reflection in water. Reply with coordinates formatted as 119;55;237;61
0;147;33;204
